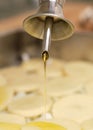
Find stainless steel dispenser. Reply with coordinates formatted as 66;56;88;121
23;0;74;56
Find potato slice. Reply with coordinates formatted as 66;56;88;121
26;121;66;130
22;126;40;130
41;119;81;130
0;112;25;124
40;77;83;98
65;61;93;79
52;94;93;123
81;119;93;130
84;81;93;95
0;122;21;130
0;75;7;86
8;94;52;118
0;86;13;110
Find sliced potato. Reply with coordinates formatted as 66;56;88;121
22;126;40;130
26;121;66;130
8;94;52;118
0;122;21;130
0;112;25;124
41;119;81;130
0;86;13;110
40;77;83;98
52;94;93;123
65;61;93;79
81;119;93;130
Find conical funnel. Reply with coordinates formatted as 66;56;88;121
23;0;74;41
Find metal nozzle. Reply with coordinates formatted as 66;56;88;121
42;17;53;54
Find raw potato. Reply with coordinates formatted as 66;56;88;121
21;59;43;74
47;58;65;68
0;86;13;111
0;75;7;86
44;58;66;78
1;66;44;93
1;59;93;126
65;61;93;79
8;75;43;93
0;66;23;81
21;58;65;78
22;126;40;130
26;121;66;130
8;94;53;118
84;81;93;95
52;94;93;123
81;119;93;130
0;113;25;124
42;119;81;130
21;58;64;73
0;122;21;130
41;77;83;98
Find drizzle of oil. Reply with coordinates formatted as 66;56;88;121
42;51;49;119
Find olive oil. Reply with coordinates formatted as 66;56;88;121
42;51;49;119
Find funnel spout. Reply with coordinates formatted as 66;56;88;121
42;17;53;53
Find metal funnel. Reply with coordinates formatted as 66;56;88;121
23;0;74;41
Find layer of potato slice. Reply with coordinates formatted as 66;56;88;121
0;122;21;130
0;86;13;110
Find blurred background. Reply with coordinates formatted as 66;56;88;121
0;0;92;19
0;0;93;67
0;0;37;19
